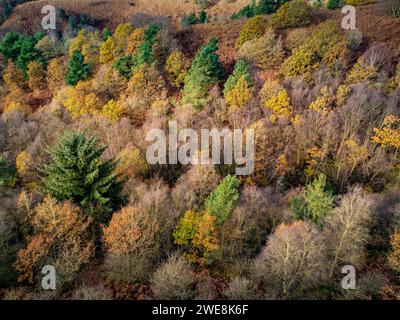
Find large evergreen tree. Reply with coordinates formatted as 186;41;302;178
205;175;240;226
66;49;91;85
182;37;222;109
41;131;125;224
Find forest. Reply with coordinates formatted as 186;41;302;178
0;0;400;300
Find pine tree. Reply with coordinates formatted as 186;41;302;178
304;173;334;223
182;38;222;108
204;175;240;225
199;10;208;23
0;156;16;187
65;50;91;86
15;36;44;74
223;59;253;96
0;32;22;61
41;131;125;224
326;0;340;10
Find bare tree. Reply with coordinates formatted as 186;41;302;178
256;221;327;298
324;186;374;277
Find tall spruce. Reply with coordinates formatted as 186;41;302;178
205;175;240;226
66;49;91;85
41;131;125;224
182;37;222;109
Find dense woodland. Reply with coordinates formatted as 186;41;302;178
0;0;400;300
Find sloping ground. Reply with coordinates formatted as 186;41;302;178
328;4;400;51
0;1;398;68
176;19;245;70
0;0;250;32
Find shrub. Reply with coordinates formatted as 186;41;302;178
151;254;195;299
72;284;112;300
223;277;254;300
238;28;284;69
103;250;155;284
285;28;312;51
204;175;240;226
14;197;94;288
345;57;379;85
181;12;199;27
379;0;400;18
42;131;125;224
235;16;268;49
271;0;313;28
231;0;290;19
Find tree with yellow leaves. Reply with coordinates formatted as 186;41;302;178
2;59;28;113
263;89;292;122
3;59;25;91
111;23;135;59
173;210;219;266
27;60;46;91
335;139;368;187
101;99;124;122
125;63;167;107
308;86;335;115
99;37;116;63
69;29;101;65
125;28;145;55
372;115;400;150
47;57;66;94
63;81;102;118
388;232;400;273
165;50;190;88
14;197;94;287
225;75;253;109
